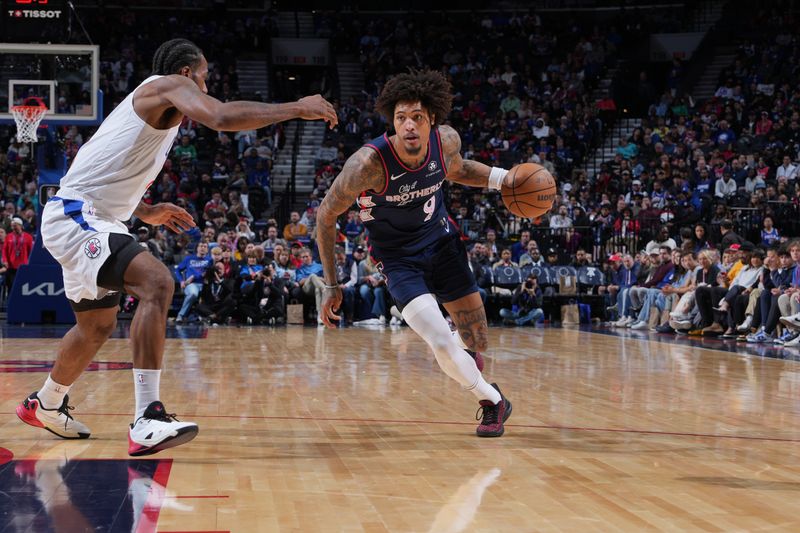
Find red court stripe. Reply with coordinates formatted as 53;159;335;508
135;459;173;533
8;411;797;444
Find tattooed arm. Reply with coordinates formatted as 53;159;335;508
316;147;385;328
439;124;505;188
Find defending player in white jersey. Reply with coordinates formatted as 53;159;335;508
16;38;338;455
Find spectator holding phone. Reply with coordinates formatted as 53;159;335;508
239;251;265;294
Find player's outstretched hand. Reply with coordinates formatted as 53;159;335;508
320;286;342;329
139;203;197;234
297;94;339;129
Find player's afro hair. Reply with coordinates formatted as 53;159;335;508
152;38;204;76
375;69;453;127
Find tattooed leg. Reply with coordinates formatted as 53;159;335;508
402;293;500;404
443;292;489;353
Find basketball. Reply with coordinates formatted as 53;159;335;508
501;163;557;219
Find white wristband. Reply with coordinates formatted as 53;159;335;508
488;166;508;190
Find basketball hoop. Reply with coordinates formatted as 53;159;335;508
11;97;48;143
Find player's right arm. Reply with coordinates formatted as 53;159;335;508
316;147;385;328
142;75;338;131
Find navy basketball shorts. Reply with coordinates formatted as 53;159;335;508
376;235;480;309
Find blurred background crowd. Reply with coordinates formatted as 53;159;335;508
2;2;800;340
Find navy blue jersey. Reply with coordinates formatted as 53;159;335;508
357;129;452;260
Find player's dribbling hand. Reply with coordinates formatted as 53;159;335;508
320;286;342;329
138;203;196;234
297;94;339;129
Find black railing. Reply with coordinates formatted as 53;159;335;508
685;0;719;31
585;116;641;179
679;2;738;96
292;11;300;38
274;120;303;226
291;121;303;204
520;204;800;265
523;225;644;264
710;203;800;246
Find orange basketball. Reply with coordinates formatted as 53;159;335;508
501;163;557;219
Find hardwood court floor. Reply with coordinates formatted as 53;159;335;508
2;324;800;532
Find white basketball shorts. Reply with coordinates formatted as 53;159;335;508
41;190;131;303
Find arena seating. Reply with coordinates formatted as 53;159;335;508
1;5;799;334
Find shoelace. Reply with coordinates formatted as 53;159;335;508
475;403;499;426
56;401;76;430
140;410;181;425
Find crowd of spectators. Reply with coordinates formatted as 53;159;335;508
0;8;282;303
456;4;800;340
313;10;631;241
2;6;800;340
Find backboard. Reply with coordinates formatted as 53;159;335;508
0;43;101;126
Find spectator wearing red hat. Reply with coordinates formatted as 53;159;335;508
2;217;34;295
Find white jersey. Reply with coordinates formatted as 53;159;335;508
58;75;180;221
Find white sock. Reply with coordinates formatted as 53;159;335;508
403;294;501;404
38;375;71;410
133;369;161;420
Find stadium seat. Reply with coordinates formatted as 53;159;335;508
492;265;522;289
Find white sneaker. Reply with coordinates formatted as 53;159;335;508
610;318;625;327
785;334;800;347
353;317;384;326
626;319;640;328
389;317;403;326
670;319;693;331
128;401;198;456
736;315;753;332
630;320;649;330
16;393;91;439
780;313;800;331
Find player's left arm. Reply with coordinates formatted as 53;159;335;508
439;125;507;189
134;201;197;234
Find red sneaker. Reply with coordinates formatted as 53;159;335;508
475;383;512;437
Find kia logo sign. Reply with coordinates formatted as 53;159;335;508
21;282;65;297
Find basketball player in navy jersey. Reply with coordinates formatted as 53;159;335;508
317;70;512;437
15;39;337;454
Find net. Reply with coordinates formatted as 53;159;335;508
11;97;48;143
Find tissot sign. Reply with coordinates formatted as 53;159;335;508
7;9;62;18
6;0;63;18
2;0;66;40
